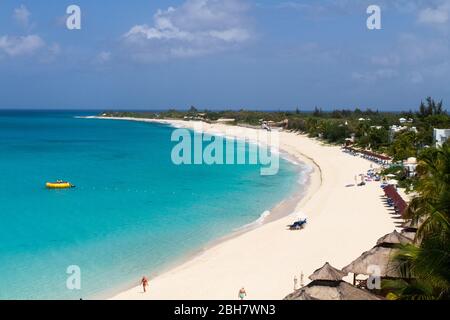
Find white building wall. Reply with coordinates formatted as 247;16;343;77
433;129;450;147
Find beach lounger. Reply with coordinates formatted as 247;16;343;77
289;219;307;230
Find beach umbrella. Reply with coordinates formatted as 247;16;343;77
401;220;418;241
376;230;412;246
401;219;425;242
401;230;417;241
284;263;383;300
342;247;402;279
342;231;412;279
309;262;347;281
401;219;419;231
284;290;319;300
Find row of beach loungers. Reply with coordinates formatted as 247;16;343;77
342;147;392;165
382;184;408;217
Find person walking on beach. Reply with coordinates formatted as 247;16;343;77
141;276;149;293
238;287;247;300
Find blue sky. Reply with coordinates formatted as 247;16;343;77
0;0;449;110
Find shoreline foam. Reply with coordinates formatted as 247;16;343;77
82;116;314;299
84;116;396;300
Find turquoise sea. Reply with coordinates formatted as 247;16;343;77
0;111;305;299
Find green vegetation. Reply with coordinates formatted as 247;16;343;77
103;97;449;159
102;97;450;300
389;131;418;161
383;142;450;300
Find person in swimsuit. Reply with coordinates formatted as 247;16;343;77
238;287;247;300
141;276;149;293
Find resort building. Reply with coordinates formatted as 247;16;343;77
403;157;418;177
216;118;236;123
399;118;414;124
389;125;406;142
389;125;418;142
433;129;450;147
184;113;208;121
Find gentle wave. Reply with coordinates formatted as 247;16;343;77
234;210;272;231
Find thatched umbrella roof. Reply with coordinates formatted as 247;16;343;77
309;262;347;281
376;230;412;246
342;246;402;278
401;219;419;233
285;281;383;300
342;231;412;278
285;263;382;300
401;230;417;241
284;290;319;300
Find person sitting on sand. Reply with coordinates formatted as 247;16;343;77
141;276;149;293
238;287;247;300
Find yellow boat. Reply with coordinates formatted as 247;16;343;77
46;181;75;189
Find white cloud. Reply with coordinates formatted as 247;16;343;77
274;2;324;12
269;0;412;15
0;35;44;57
271;0;449;19
95;51;112;63
0;7;61;61
123;0;252;61
371;33;449;68
13;5;31;28
418;7;449;24
418;1;450;25
352;69;399;82
368;32;450;84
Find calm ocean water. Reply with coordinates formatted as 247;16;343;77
0;111;305;299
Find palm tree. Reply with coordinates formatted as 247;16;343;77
383;142;450;300
408;143;450;238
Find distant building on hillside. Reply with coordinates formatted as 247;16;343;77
389;125;418;142
433;129;450;147
389;125;406;142
216;118;236;123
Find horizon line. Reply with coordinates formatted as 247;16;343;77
0;108;442;114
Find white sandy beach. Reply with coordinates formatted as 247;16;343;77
93;117;398;300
